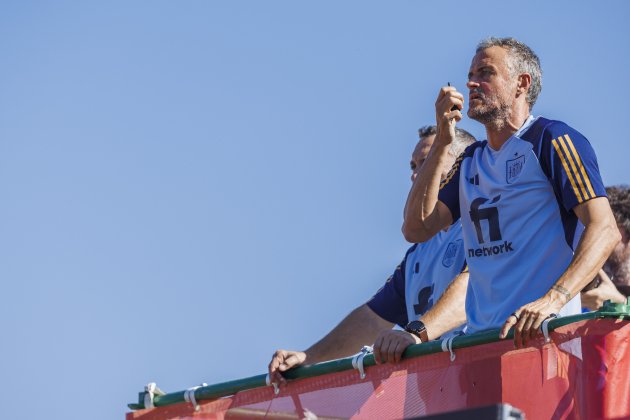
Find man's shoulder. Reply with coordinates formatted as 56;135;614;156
537;116;576;134
462;140;487;158
404;243;419;257
522;117;579;144
400;243;421;264
443;141;486;186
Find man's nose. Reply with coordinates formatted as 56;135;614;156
467;79;479;89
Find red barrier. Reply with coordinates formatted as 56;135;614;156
127;318;630;419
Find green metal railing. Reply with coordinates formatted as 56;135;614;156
128;299;630;410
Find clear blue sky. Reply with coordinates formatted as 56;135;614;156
1;2;628;419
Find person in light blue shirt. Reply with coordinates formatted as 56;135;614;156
403;37;620;348
267;126;475;386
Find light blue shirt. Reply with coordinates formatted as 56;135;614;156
439;116;606;333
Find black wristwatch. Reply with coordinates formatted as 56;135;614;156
404;320;429;342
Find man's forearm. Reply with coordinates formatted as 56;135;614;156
402;139;452;242
418;272;468;340
547;218;620;305
303;304;393;364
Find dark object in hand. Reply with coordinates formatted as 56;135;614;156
447;82;460;112
582;277;602;293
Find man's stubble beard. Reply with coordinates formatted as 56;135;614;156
468;98;512;131
468;83;514;131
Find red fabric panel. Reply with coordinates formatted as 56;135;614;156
126;318;630;420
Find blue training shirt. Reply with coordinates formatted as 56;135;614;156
438;116;606;333
367;223;466;330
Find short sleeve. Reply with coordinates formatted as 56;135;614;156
366;245;416;327
541;122;606;211
438;150;468;221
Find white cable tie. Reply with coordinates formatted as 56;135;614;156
144;382;157;409
440;336;456;361
541;313;558;343
183;383;207;412
440;338;448;352
351;346;373;380
265;373;280;395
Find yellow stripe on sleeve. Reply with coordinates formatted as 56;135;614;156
552;138;584;203
563;135;596;199
557;135;592;200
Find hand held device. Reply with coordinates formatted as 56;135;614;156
447;82;459;111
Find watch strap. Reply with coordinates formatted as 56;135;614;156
405;320;429;342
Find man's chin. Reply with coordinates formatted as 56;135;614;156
468;108;492;123
468;104;509;125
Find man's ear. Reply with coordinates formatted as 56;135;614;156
516;73;532;97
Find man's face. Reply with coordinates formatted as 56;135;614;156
410;134;455;182
466;46;517;124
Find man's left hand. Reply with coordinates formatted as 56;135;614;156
373;329;421;364
499;295;564;348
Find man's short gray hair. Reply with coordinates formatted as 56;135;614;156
476;37;543;110
418;125;476;157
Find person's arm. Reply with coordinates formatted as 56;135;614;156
581;269;627;311
500;197;620;347
372;270;469;364
268;304;392;385
419;269;468;339
402;86;463;243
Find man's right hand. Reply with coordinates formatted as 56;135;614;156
435;86;465;141
267;350;307;386
373;329;420;364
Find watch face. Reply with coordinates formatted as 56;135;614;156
406;320;428;342
406;320;424;333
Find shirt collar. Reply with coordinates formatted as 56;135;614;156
513;115;536;138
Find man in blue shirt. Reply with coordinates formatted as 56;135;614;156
402;37;620;348
268;126;475;385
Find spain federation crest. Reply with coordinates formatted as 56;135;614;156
442;239;462;267
506;154;525;184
